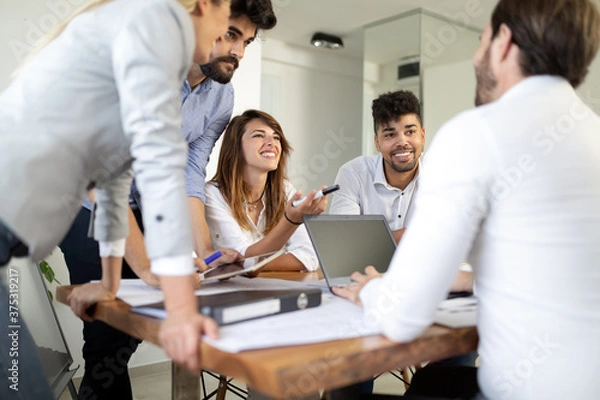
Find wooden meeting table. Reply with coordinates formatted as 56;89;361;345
56;271;478;399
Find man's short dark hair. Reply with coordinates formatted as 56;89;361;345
491;0;600;88
372;90;422;134
230;0;277;32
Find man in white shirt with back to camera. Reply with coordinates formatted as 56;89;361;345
335;0;600;399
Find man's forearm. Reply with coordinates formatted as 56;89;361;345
189;197;214;258
91;190;156;285
123;207;158;285
261;253;306;272
161;274;198;314
392;228;406;243
451;270;474;292
100;256;123;295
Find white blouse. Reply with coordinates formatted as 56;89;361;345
204;181;319;271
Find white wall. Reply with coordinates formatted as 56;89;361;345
0;0;92;90
417;11;479;148
577;53;600;116
261;39;363;193
419;12;480;70
362;60;420;156
422;58;476;147
422;50;600;149
375;60;421;99
362;61;378;155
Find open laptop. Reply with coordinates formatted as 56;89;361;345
303;215;397;290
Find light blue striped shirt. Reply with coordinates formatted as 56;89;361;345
83;77;234;210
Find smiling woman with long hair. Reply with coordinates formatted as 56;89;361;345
206;109;329;271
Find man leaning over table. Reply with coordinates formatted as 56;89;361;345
335;0;600;399
59;1;277;399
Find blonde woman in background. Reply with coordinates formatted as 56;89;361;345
205;109;328;272
0;1;231;397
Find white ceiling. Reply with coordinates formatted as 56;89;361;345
263;0;496;60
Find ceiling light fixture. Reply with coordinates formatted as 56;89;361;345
311;32;344;50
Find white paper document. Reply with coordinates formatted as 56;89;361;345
203;292;381;353
112;279;165;307
434;296;478;328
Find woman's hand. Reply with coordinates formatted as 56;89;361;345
194;248;243;272
285;185;329;223
210;248;243;267
67;282;116;322
159;310;219;374
192;249;244;288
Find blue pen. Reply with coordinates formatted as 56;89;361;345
203;251;222;265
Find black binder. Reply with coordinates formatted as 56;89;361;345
131;289;322;325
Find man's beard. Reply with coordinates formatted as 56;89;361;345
388;146;418;173
474;47;497;106
200;56;239;84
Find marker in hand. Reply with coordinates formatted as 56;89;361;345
292;184;340;207
203;251;222;265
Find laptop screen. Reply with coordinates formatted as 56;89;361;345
303;215;397;282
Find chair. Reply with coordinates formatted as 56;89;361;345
324;365;421;399
377;364;423;391
201;370;248;400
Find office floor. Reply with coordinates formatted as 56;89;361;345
59;362;409;399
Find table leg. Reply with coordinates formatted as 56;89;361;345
172;363;200;400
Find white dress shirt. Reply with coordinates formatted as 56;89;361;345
204;181;319;271
329;154;420;232
360;76;600;399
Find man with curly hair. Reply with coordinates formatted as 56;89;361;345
330;90;472;292
330;90;425;244
329;91;473;397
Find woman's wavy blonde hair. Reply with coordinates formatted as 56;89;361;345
13;0;207;77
